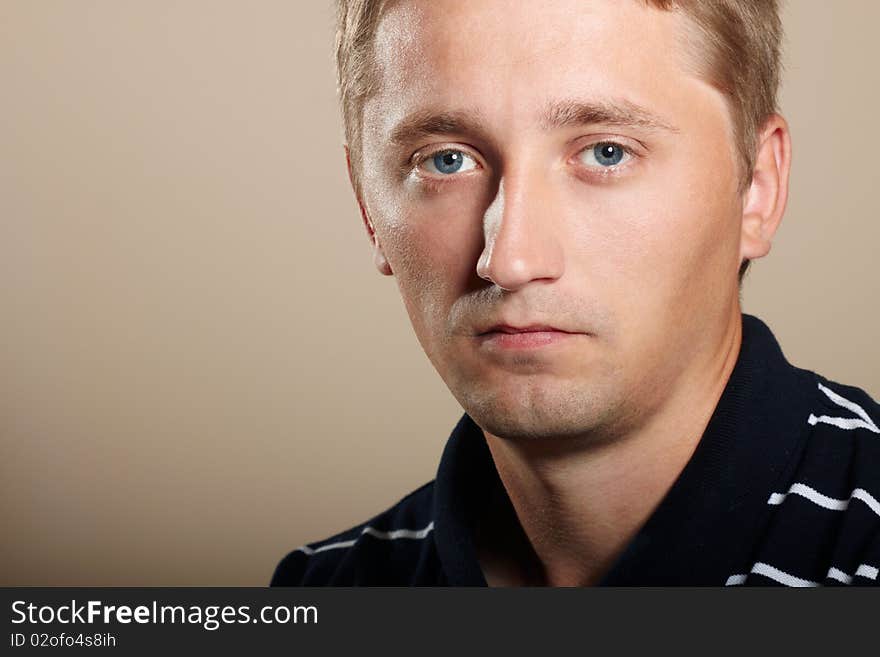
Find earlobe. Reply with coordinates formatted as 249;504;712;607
358;193;394;277
344;145;394;277
740;114;792;262
372;241;393;276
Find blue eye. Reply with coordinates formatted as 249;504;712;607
579;142;630;168
421;149;478;175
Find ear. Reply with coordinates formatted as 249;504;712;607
344;145;393;276
739;114;792;261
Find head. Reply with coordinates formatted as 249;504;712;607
335;0;791;441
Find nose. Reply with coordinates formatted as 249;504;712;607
476;170;565;291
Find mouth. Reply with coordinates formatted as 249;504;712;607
476;324;581;350
479;324;572;335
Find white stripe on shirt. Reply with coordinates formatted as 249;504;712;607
826;564;879;584
808;382;879;433
826;567;852;584
767;482;880;519
749;562;819;587
855;564;878;580
297;521;435;555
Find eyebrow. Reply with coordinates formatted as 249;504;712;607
388;98;679;147
389;108;491;147
541;98;680;133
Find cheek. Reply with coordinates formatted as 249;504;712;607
655;154;742;287
582;149;739;295
370;181;488;339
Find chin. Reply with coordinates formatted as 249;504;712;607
455;379;617;443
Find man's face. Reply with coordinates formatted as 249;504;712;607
356;0;746;442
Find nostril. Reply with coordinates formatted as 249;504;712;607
477;176;565;290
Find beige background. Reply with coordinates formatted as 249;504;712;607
1;1;877;585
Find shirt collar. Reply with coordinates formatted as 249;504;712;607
432;313;812;586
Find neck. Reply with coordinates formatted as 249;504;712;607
478;309;743;587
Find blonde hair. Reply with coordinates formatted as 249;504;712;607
335;0;783;282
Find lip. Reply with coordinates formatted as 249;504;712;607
476;324;580;350
481;324;567;334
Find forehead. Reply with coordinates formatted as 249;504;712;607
365;0;700;139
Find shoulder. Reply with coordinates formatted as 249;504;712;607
800;371;880;471
753;371;880;585
270;481;440;586
811;373;880;427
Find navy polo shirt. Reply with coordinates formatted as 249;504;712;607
271;314;880;586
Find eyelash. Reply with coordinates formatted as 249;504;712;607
574;141;638;176
410;140;640;182
408;148;480;182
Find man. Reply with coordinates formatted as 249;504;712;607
272;0;880;586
